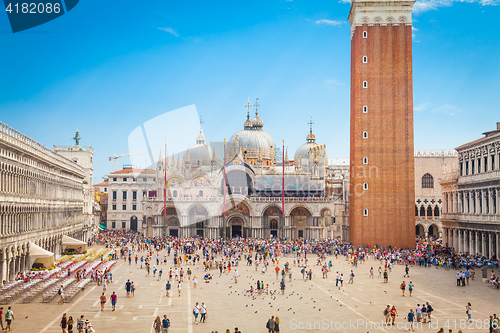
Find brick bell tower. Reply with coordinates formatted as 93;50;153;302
348;0;416;248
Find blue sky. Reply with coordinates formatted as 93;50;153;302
0;0;499;182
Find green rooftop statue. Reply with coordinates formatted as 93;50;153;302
72;129;81;146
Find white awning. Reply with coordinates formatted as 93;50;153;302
62;235;87;253
28;242;54;268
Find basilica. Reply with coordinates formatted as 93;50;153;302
140;105;349;240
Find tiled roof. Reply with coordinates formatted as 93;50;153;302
109;168;156;175
93;180;109;186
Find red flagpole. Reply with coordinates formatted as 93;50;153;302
223;139;227;239
282;140;285;239
164;138;167;220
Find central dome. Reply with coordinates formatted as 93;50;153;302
227;110;275;162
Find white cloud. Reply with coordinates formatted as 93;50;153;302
315;19;344;26
414;103;430;111
338;0;351;3
325;79;345;86
158;27;179;37
413;0;498;14
432;104;459;116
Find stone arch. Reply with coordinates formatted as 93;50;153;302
415;223;425;236
287;204;313;217
361;16;370;24
221;200;251;216
428;224;439;237
373;16;383;23
262;205;282;217
398;15;407;23
386;16;395;23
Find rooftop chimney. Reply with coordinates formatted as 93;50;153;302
497;122;500;130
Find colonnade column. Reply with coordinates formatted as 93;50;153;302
474;231;479;256
468;230;474;254
489;233;493;259
481;232;486;256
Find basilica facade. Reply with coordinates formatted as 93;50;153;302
141;108;349;240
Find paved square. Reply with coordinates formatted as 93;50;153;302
8;247;500;333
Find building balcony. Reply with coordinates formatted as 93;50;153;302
442;212;500;224
458;170;500;184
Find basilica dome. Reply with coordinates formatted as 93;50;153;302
188;129;212;166
294;128;319;161
227;111;275;161
294;127;328;164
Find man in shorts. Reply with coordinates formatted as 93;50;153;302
5;306;13;332
125;279;131;297
110;292;117;311
193;302;199;325
162;315;170;333
166;281;171;297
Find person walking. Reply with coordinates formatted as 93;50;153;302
400;281;406;296
0;307;4;331
131;281;135;297
166;281;171;297
60;313;67;333
466;302;472;322
177;282;182;297
125;279;131;297
193;275;198;288
384;305;391;324
67;316;74;333
110;292;117;311
193;302;200;325
4;307;13;332
58;285;65;304
349;270;355;284
100;293;106;311
76;315;84;333
280;279;285;295
153;316;162;333
390;306;398;326
407;309;415;332
426;302;433;322
274;316;280;332
266;315;275;333
162;315;170;333
409;281;414;297
200;302;207;323
233;269;239;283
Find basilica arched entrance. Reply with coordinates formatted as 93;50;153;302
229;216;244;238
161;207;180;237
263;206;281;238
290;206;311;239
222;201;251;238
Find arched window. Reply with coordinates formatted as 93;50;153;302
434;206;440;218
421;173;434;188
